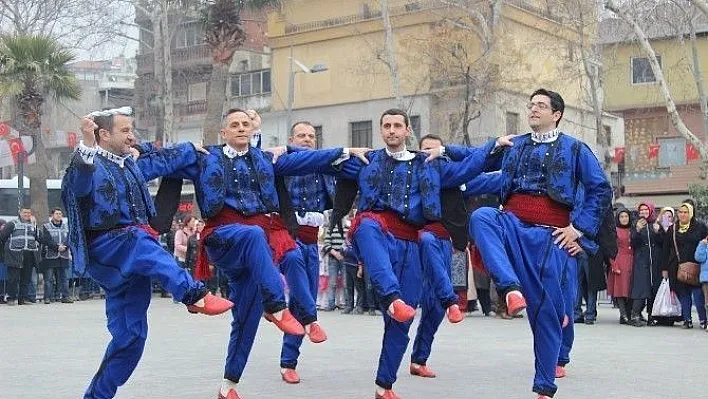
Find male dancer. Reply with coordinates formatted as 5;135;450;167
469;89;612;399
332;108;514;399
166;108;368;399
279;121;336;384
409;134;466;379
65;107;233;399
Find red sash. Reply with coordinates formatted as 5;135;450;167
349;210;419;242
195;208;297;280
297;225;320;245
503;194;570;228
421;221;450;240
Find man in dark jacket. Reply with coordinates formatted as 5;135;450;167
41;208;73;303
0;207;57;305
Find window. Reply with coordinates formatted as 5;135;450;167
314;125;323;149
176;23;203;48
658;137;686;167
231;69;272;97
350;121;373;148
188;82;207;102
631;56;661;84
505;112;519;136
410;115;421;140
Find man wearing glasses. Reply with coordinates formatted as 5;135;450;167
468;89;612;399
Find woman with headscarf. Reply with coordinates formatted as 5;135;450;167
649;207;682;326
661;202;708;329
628;201;660;326
608;209;634;324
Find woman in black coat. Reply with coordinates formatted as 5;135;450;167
661;202;708;329
629;201;661;326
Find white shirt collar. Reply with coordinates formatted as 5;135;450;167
385;147;415;161
531;129;560;143
96;145;130;168
223;144;249;159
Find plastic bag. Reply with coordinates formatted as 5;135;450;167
651;279;681;317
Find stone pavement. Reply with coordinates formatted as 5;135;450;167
1;299;705;399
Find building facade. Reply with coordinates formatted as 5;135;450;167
265;0;623;162
601;14;707;207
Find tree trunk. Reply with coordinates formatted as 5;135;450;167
152;7;166;144
203;63;229;146
15;96;49;219
381;0;405;111
689;21;708;141
605;0;708;162
161;3;174;145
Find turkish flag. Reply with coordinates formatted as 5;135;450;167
648;143;660;159
9;137;26;165
686;143;701;161
67;131;78;148
0;123;8;138
614;147;626;163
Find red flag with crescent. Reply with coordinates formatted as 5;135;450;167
67;131;78;148
614;147;625;163
9;137;26;165
648;143;660;159
686;143;700;161
0;123;9;138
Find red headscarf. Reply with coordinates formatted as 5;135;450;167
637;200;656;222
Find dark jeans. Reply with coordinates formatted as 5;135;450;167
206;267;230;298
343;265;365;310
7;265;33;302
326;257;344;309
362;265;378;311
44;266;70;300
477;288;492;315
574;254;597;321
677;285;706;322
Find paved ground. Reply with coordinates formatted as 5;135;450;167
1;299;705;399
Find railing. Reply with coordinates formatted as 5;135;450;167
136;44;212;74
283;0;442;34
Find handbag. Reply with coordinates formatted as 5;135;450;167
673;227;700;286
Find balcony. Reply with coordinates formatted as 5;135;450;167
136;44;212;75
179;101;208;116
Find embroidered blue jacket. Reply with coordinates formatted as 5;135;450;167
170;145;345;218
448;133;612;238
61;142;199;273
286;174;336;215
336;141;497;226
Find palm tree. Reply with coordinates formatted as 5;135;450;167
0;35;81;218
201;0;279;145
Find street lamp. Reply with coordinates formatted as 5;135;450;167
286;47;328;135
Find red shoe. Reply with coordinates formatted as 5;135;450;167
387;299;416;323
187;293;234;315
281;368;300;384
555;365;566;378
506;290;527;317
375;389;401;399
217;388;242;399
446;304;464;323
409;363;436;378
536;396;552;399
264;309;305;335
306;322;328;343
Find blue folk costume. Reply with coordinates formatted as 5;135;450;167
332;141;498;391
279;172;335;370
61;142;208;399
410;187;469;368
465;131;611;398
168;144;346;385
